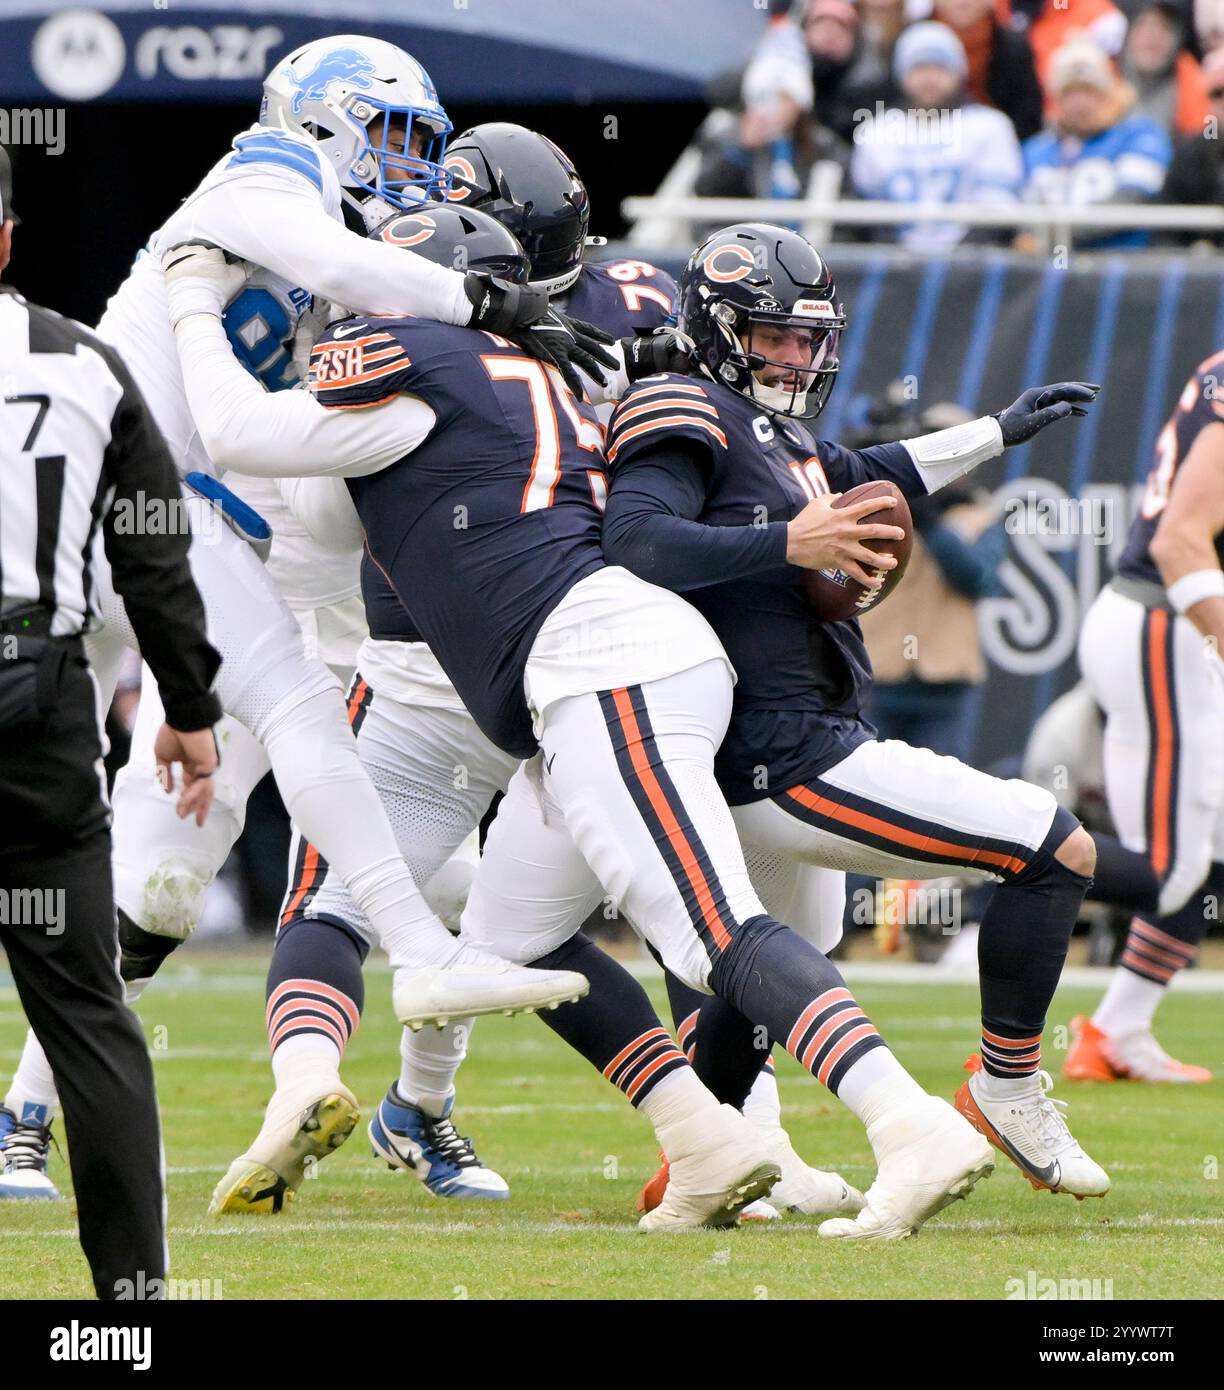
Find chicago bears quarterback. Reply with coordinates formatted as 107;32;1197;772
599;224;1111;1227
0;37;599;1203
1068;349;1224;1084
159;198;1039;1236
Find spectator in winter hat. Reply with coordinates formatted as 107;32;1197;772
852;22;1025;250
1022;39;1173;248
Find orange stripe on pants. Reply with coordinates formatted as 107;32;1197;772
1146;611;1175;879
784;784;1028;878
610;688;733;951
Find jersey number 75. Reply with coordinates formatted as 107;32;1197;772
480;351;605;513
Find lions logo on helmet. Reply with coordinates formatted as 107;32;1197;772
262;35;453;214
283;48;376;115
680;223;846;421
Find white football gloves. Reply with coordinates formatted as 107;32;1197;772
162;241;249;330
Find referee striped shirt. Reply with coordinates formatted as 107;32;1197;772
0;283;221;730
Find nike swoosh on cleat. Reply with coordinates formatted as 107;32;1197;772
545;752;557;773
991;1127;1060;1188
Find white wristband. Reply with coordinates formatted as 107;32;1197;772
901;416;1004;494
1167;568;1224;614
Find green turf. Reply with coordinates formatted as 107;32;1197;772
2;952;1221;1300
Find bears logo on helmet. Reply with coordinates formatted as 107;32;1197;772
436;122;590;294
680;223;845;420
379;212;437;247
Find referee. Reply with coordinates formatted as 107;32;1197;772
0;147;223;1300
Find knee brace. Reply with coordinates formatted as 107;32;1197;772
118;908;187;986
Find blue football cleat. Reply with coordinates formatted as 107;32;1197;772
0;1104;62;1200
369;1087;509;1200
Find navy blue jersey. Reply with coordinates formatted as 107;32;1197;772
604;373;924;803
359;257;676;648
361;549;418;641
561;258;678;337
310;317;607;757
1117;348;1224;586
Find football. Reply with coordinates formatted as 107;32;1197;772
803;480;913;622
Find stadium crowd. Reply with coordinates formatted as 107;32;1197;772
692;0;1224;249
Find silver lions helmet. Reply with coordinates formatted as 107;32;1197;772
261;35;452;215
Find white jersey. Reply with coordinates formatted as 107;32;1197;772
98;123;469;478
850;103;1023;253
98;123;468;615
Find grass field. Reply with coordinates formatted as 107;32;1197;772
2;949;1222;1300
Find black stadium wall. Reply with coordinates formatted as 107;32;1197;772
637;245;1224;773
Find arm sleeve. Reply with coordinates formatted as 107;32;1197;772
182;166;472;325
277;475;365;554
602;440;789;592
172;308;435;477
95;349;222;731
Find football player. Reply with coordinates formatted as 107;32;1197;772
599;224;1111;1227
161;224;1004;1239
266;135;847;1217
215;159;781;1212
1067;349;1224;1083
0;37;602;1201
433;123;852;1216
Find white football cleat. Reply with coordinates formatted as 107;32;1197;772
819;1096;993;1242
393;943;588;1029
639;1103;779;1232
1107;1028;1212;1084
955;1066;1110;1199
765;1127;865;1216
209;1067;359;1215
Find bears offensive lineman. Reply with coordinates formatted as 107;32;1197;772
0;38;598;1202
203;142;724;1212
160;216;1014;1237
1068;350;1224;1083
435;126;855;1217
256;135;852;1219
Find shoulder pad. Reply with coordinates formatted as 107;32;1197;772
228;126;326;195
607;375;727;464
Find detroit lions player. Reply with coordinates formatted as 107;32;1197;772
0;37;597;1203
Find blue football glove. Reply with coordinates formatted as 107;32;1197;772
994;382;1100;447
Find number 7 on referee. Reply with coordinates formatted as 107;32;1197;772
0;145;223;1300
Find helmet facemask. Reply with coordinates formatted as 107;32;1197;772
705;295;844;420
346;99;452;208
